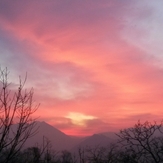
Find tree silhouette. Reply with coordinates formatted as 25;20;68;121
117;120;163;163
0;67;39;163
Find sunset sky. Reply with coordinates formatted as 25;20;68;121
0;0;163;136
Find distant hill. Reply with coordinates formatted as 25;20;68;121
24;121;81;151
71;133;115;153
10;121;117;151
100;131;118;140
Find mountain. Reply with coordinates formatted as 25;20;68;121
9;121;117;151
100;131;118;140
24;121;81;151
71;133;115;153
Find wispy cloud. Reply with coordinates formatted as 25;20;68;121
0;0;163;135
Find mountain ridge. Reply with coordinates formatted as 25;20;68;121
10;121;116;151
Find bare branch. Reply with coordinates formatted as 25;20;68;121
0;67;39;163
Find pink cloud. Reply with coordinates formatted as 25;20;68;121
0;0;163;135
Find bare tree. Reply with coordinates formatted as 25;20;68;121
61;150;77;163
22;146;41;163
21;136;61;163
85;144;119;163
42;136;53;163
78;147;86;163
86;145;106;163
0;67;39;163
116;120;163;163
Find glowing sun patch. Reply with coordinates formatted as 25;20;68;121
66;112;96;126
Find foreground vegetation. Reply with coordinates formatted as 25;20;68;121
1;120;163;163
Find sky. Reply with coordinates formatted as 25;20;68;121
0;0;163;136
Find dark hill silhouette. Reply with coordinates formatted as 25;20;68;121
9;121;117;151
24;121;81;151
80;134;112;147
71;133;115;153
100;132;118;140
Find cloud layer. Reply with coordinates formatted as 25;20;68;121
0;0;163;135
